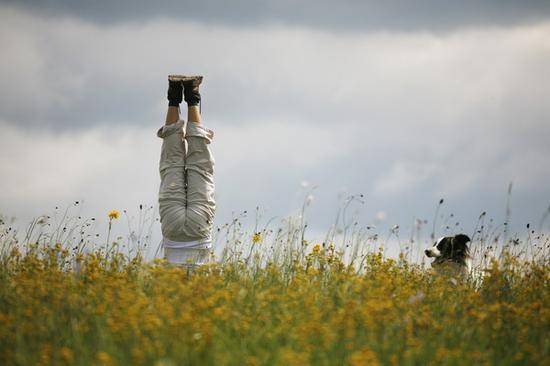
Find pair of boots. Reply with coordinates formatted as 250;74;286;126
167;76;202;107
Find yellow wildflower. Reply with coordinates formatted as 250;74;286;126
108;210;120;220
349;346;380;365
59;347;74;363
96;351;112;365
252;232;262;244
312;244;321;253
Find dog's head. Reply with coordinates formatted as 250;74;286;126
425;234;471;264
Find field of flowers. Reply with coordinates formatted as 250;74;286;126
0;204;548;366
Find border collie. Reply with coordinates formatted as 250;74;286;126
425;234;472;276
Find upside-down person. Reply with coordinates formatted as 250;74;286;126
156;76;216;267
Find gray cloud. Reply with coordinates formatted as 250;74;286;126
2;7;550;133
4;0;550;31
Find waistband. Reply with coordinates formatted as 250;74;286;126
161;236;212;249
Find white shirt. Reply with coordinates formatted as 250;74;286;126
161;236;212;249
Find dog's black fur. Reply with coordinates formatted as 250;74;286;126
425;234;472;274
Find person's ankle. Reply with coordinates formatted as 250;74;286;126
187;105;201;123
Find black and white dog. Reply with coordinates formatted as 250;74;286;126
425;234;472;276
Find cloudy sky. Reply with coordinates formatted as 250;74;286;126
1;1;549;252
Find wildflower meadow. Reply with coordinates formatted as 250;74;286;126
0;198;548;366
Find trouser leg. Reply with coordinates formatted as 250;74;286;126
157;121;188;240
183;121;216;239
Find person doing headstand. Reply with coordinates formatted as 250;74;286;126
156;76;215;267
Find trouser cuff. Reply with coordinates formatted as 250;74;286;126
186;121;214;144
157;120;185;139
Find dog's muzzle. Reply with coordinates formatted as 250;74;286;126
424;248;440;257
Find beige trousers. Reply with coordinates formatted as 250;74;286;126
157;119;216;264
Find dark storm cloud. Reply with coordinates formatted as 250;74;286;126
4;0;550;31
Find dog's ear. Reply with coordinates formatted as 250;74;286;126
452;234;471;255
453;234;471;246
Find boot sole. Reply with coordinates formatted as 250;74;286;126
168;75;203;84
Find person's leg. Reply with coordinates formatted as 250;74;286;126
157;77;215;265
181;79;216;240
187;104;201;124
157;81;187;240
165;106;180;125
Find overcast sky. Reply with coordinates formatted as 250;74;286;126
1;1;549;254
